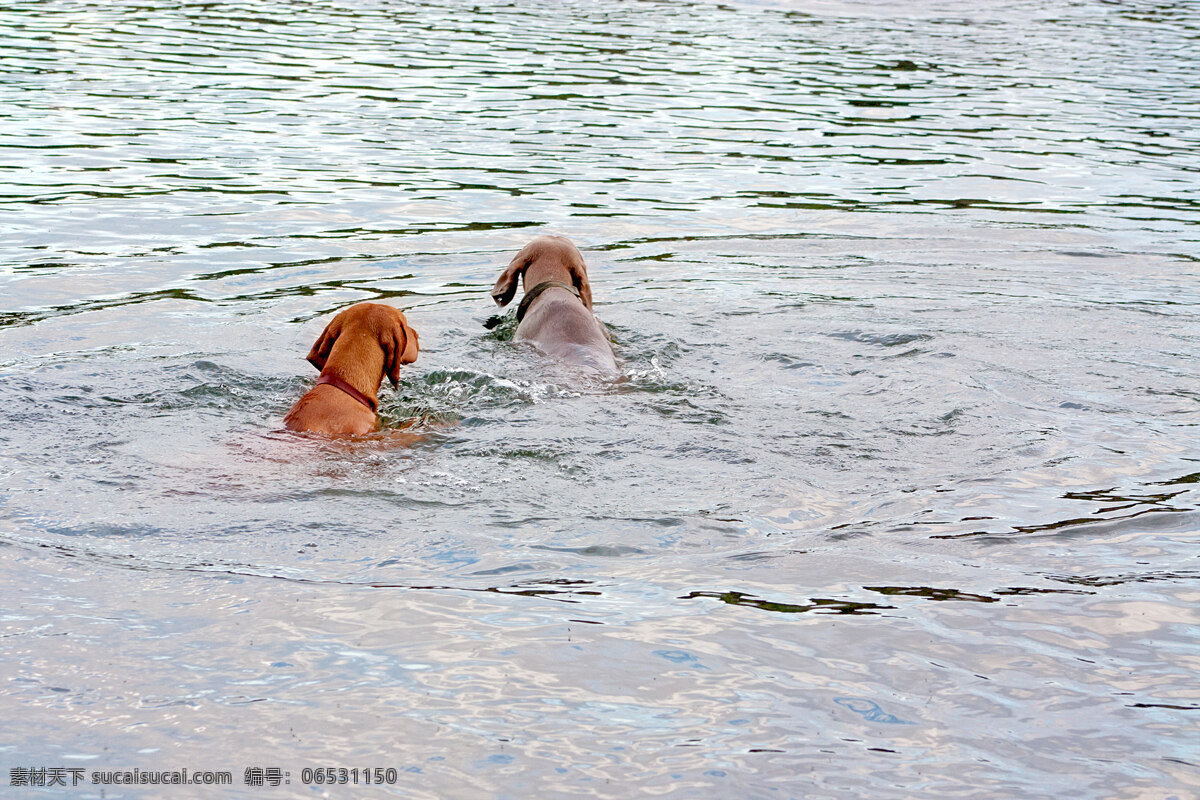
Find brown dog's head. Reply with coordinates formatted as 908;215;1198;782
491;235;593;311
305;303;419;389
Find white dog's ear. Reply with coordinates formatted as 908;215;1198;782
491;250;529;307
567;253;593;310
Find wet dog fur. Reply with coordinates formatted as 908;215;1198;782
491;236;618;375
284;303;419;435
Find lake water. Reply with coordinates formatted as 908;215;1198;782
2;0;1198;797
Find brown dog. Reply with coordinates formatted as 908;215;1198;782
284;303;419;435
491;236;618;375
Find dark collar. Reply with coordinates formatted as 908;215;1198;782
516;280;580;322
316;373;377;412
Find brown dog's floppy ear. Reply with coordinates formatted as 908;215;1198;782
569;252;593;310
491;249;530;307
305;314;344;371
401;320;419;365
381;314;419;390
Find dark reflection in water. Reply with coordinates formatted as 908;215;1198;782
680;589;894;615
864;585;998;603
1;0;1198;798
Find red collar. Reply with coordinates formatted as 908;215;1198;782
316;373;377;412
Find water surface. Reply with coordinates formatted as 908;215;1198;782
2;0;1198;797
